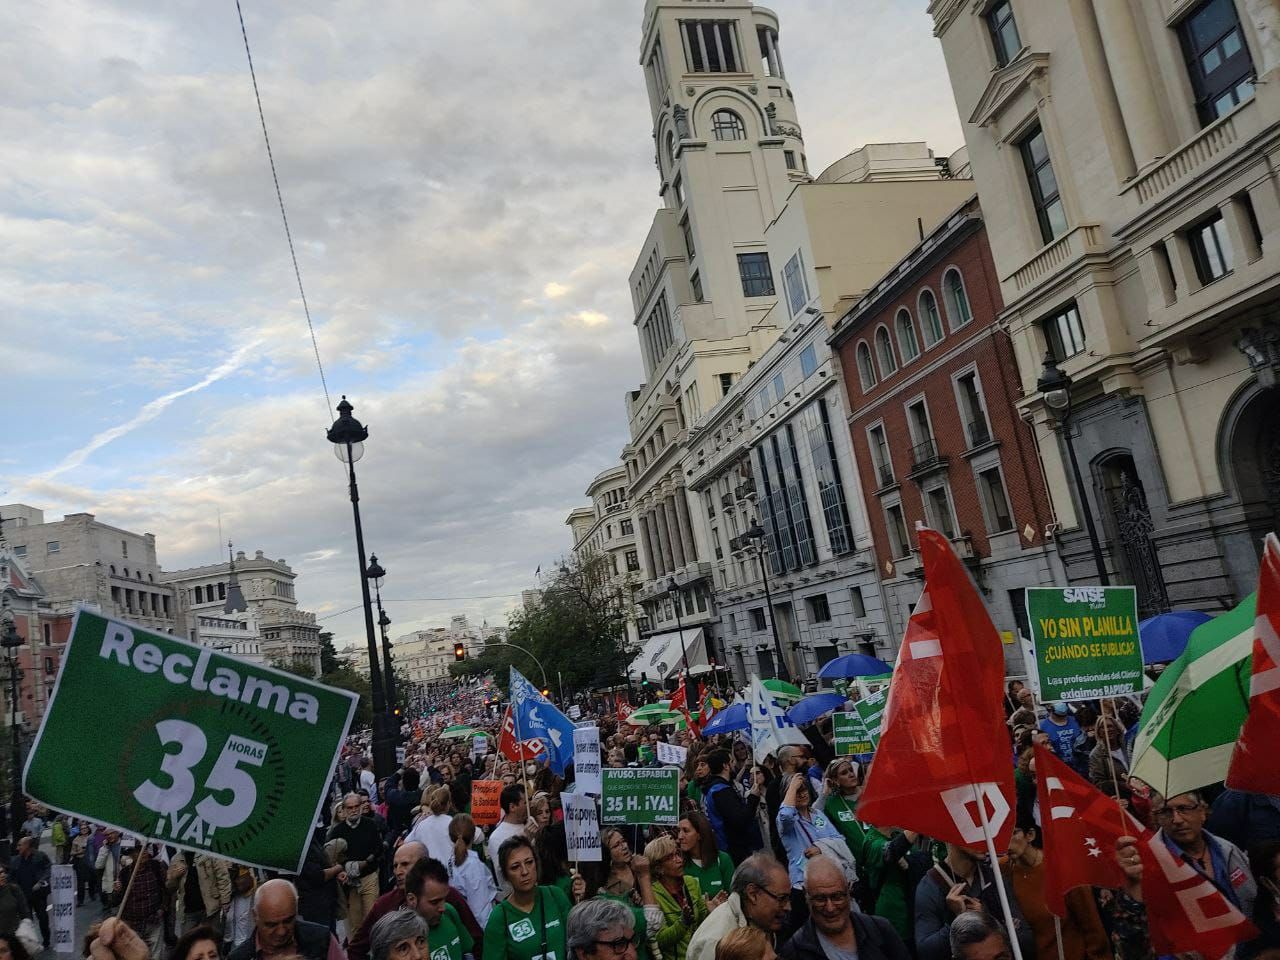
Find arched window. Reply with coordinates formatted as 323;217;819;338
123;568;130;579
919;289;944;347
856;342;877;391
109;565;116;576
896;309;920;363
944;268;973;329
666;132;676;163
875;326;898;377
711;110;747;141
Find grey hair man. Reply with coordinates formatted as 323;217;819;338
778;856;909;960
567;898;637;960
949;912;1011;960
686;853;791;960
369;910;430;960
226;878;340;960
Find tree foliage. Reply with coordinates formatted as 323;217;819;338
320;663;373;729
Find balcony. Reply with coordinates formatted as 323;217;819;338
1126;104;1249;208
720;492;734;508
908;438;949;479
891;552;921;578
966;419;992;448
874;463;896;489
1004;222;1107;295
734;480;756;500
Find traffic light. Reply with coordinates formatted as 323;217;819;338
454;642;466;662
541;688;551;698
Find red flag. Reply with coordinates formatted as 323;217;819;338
1033;745;1256;955
1227;531;1280;793
616;699;633;725
670;677;701;737
857;528;1015;850
498;706;546;762
1033;744;1128;915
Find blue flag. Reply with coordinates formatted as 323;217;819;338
509;667;575;775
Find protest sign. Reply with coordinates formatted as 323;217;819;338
1025;587;1143;702
471;780;503;826
51;864;74;954
472;735;487;761
562;792;601;862
601;768;679;826
24;610;357;873
855;688;887;751
832;712;874;756
568;704;582;720
637;744;655;765
656;741;687;767
573;726;602;795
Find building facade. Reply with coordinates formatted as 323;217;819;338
0;528;74;727
566;465;643;648
929;0;1280;613
831;197;1063;671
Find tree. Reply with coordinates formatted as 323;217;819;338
319;664;373;729
269;655;319;679
319;631;340;676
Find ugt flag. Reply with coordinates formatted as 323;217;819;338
857;527;1015;851
1228;531;1280;794
509;667;575;775
747;675;807;762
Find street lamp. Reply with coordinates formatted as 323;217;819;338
1036;354;1110;585
1;608;24;846
742;520;791;682
326;396;393;777
365;554;397;724
666;577;691;683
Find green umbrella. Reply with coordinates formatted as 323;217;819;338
439;725;488;740
1131;595;1254;798
627;702;681;726
762;678;803;702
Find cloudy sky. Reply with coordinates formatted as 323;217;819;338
0;0;963;647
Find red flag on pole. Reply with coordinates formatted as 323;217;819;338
616;699;633;726
1227;531;1280;793
856;528;1015;850
670;676;701;737
498;706;546;762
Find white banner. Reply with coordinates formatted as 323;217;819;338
51;863;75;954
472;735;487;761
656;741;688;767
573;725;602;795
748;675;807;762
562;792;602;862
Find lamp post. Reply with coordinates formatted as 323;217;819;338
1;608;24;846
365;554;397;724
742;520;791;682
1036;355;1110;585
666;577;691;685
326;397;394;777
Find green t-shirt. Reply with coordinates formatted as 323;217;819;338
683;852;734;901
483;885;571;960
429;904;474;960
822;795;867;867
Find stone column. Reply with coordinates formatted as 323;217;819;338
664;497;687;569
652;506;675;575
646;508;667;577
1243;0;1280;79
1090;0;1168;168
673;488;699;562
637;514;658;580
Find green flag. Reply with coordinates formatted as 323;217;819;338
24;610;358;872
1131;596;1253;798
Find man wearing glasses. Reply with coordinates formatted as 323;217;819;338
778;856;909;960
686;853;791;960
1154;791;1257;918
567;899;639;960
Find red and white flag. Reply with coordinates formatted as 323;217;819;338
616;699;633;725
498;706;546;762
1227;531;1280;793
670;677;701;737
857;528;1015;851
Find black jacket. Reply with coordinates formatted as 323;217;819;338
227;918;331;960
781;910;912;960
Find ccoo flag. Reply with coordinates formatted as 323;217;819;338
1227;532;1280;794
857;528;1015;851
509;667;575;775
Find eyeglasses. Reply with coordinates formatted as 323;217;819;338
1156;802;1203;819
807;892;849;907
592;934;638;956
752;884;792;906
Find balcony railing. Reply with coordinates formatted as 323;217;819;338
967;419;991;448
734;480;756;500
720;492;734;508
876;463;895;488
910;438;945;471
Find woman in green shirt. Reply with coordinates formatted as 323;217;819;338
815;759;867;870
642;835;708;960
484;835;572;960
675;813;732;908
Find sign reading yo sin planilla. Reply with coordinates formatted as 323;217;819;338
24;610;357;872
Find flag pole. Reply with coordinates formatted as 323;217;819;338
511;688;534;803
1052;917;1065;960
972;783;1025;960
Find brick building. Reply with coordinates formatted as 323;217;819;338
829;197;1063;671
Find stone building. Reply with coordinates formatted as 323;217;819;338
929;0;1280;612
565;465;643;648
0;525;74;726
831;197;1063;672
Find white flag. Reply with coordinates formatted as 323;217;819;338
748;675;807;762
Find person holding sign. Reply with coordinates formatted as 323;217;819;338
482;836;571;960
775;775;843;931
403;858;475;960
643;835;708;960
675;814;732;908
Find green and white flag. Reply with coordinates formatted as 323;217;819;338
1131;596;1253;799
24;610;358;872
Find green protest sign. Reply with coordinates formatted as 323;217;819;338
832;712;873;756
24;611;357;872
1025;586;1142;702
600;768;678;826
854;689;887;751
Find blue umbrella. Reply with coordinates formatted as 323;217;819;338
701;702;748;734
785;692;847;726
1139;611;1213;664
817;653;894;680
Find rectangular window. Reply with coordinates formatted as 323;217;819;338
1188;212;1234;283
681;217;695;261
626;550;640;572
799;343;818;378
1019;124;1068;244
956;373;990;447
685;381;702;420
703;490;716;520
672;176;684;207
803;399;855;555
1043;303;1087;360
978;467;1015;533
691;271;704;303
46;541;60;554
808;594;832;623
772;373;786;404
869;424;893;487
755;445;788;576
620;519;634;535
712;526;723;561
737;252;775;297
783;251;808;317
750;608;767;631
121;540;128;558
1179;0;1255;126
681;21;742;73
719;372;734;396
850;586;867;619
885;504;910;559
987;0;1022;67
784;150;797;170
12;545;25;558
926;486;958;539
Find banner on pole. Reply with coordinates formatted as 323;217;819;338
832;713;874;756
747;675;807;762
51;864;74;954
656;742;687;767
471;781;503;826
23;610;357;873
601;768;679;826
562;792;601;862
1025;587;1143;702
855;689;887;750
573;727;602;795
